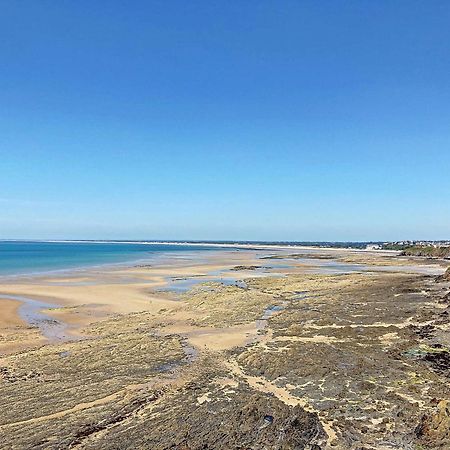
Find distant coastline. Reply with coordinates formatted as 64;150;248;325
0;239;387;250
4;239;448;253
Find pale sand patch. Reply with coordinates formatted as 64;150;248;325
196;392;212;405
273;335;347;344
0;336;47;356
42;276;93;283
303;320;417;330
0;298;26;327
0;283;179;314
213;377;239;388
163;322;257;352
378;332;400;346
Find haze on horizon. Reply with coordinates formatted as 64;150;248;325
1;1;449;242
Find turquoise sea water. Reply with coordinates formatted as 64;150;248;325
0;241;219;276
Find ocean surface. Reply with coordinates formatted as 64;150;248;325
0;241;220;276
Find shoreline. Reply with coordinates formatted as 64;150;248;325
1;245;450;448
0;241;401;281
0;246;447;347
0;246;227;280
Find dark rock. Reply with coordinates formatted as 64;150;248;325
408;324;435;339
415;400;450;447
423;349;450;376
263;414;274;425
230;265;263;271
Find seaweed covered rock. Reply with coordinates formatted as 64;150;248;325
84;383;327;449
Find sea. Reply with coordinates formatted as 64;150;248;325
0;241;221;277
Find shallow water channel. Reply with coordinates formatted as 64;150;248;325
0;294;68;341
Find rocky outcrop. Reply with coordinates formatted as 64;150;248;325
416;400;450;448
81;379;327;450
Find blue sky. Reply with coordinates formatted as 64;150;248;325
1;1;449;241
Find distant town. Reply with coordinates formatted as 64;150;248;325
377;240;450;250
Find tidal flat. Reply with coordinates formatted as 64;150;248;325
0;248;449;449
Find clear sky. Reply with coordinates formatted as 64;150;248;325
1;1;449;241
